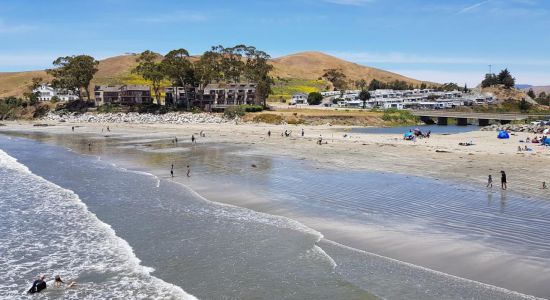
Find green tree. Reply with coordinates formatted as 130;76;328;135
497;69;515;88
195;49;223;89
481;73;498;88
355;79;368;90
518;98;531;112
162;48;196;87
463;83;469;93
47;55;99;101
420;82;427;89
307;92;323;105
358;90;371;109
368;79;385;91
133;50;164;105
527;88;536;99
322;68;347;91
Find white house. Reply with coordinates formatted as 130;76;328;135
290;93;309;105
33;84;79;101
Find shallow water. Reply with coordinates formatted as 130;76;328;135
1;131;549;299
0;135;374;299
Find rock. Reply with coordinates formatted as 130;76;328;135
42;111;230;125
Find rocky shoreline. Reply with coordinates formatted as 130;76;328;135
43;112;230;124
481;123;550;133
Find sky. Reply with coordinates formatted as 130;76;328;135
1;0;549;86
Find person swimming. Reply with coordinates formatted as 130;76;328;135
28;274;47;294
54;275;76;288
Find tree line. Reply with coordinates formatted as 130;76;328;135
42;45;274;107
481;68;515;89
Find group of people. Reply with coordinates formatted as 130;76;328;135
487;171;547;190
28;274;76;294
487;171;508;190
171;163;190;178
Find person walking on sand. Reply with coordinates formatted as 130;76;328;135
501;171;507;190
186;165;191;177
267;130;271;137
191;135;196;144
71;126;74;132
301;128;304;137
28;274;47;294
170;164;174;178
487;175;493;188
543;181;547;189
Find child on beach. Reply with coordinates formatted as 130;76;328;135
501;171;507;190
487;175;493;188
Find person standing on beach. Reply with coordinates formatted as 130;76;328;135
267;130;271;137
171;164;174;178
487;175;493;188
543;181;547;189
191;135;196;144
301;128;304;137
186;165;191;177
501;171;507;190
71;126;74;132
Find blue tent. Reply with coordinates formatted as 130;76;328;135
543;137;550;146
497;131;510;139
404;132;414;139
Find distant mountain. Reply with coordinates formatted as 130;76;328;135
0;51;429;98
515;84;532;90
521;85;550;95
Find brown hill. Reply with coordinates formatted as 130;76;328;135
0;51;428;98
523;86;550;96
270;51;425;85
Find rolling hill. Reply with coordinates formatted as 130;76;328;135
0;51;428;99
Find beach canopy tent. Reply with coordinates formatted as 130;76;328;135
404;132;414;140
497;131;510;139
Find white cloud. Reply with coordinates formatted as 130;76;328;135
323;0;374;6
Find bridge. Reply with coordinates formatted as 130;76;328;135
410;111;541;126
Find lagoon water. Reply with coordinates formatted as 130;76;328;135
351;124;480;135
1;132;549;299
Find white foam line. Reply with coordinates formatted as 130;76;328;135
320;238;544;300
0;149;198;300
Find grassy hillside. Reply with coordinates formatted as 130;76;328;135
0;51;430;99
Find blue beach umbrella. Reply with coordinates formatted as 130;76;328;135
497;131;510;139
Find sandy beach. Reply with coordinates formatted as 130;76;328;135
2;119;550;299
2;120;549;200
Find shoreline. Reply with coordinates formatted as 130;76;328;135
2;122;550;298
2;119;547;200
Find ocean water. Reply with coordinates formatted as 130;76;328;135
0;148;195;299
0;135;374;299
1;132;548;299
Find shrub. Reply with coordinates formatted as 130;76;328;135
240;104;263;112
224;106;246;119
252;113;283;124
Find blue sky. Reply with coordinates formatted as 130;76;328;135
1;0;549;86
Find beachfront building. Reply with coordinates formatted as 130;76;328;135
94;85;152;106
33;84;79;101
204;83;258;107
290;93;308;105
